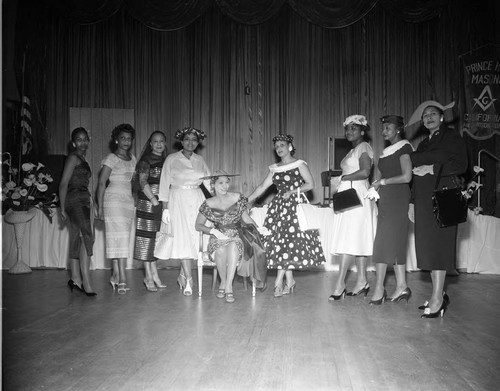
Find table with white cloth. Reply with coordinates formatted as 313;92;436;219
3;207;499;274
2;208;136;270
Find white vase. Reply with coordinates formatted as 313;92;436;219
4;208;38;274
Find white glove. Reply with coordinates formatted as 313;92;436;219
412;165;434;177
162;209;170;224
408;203;415;223
330;176;342;194
257;226;271;236
364;187;380;201
210;228;229;240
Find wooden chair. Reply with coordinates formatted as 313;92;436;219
197;230;253;297
197;231;218;297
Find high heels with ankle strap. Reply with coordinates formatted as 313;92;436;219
347;282;370;297
109;277;119;291
283;281;296;295
369;290;387;305
389;287;412;303
117;283;129;295
177;272;187;291
183;277;193;296
329;289;346;301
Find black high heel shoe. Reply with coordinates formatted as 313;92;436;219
67;280;83;293
421;299;448;318
419;291;449;310
369;290;387;305
389;287;412;303
81;285;97;297
347;282;370;297
329;289;346;301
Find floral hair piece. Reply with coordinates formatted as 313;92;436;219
343;115;368;127
272;134;294;143
175;127;206;141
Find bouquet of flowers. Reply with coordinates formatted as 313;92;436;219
2;158;59;222
462;165;484;215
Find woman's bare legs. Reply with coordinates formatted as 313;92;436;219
352;256;368;292
390;264;408;299
371;262;387;301
428;270;446;312
274;269;286;288
223;243;239;295
332;254;353;295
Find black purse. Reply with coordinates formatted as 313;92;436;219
331;182;362;214
432;165;468;228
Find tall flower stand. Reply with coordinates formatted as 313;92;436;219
4;208;38;274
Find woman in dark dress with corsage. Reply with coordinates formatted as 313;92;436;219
133;131;168;292
59;127;96;296
409;102;467;318
367;115;413;305
195;170;263;303
248;134;325;297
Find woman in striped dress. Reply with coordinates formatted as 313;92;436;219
133;131;168;292
97;124;136;294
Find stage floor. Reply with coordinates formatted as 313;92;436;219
3;269;500;391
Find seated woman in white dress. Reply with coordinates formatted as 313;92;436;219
195;170;264;303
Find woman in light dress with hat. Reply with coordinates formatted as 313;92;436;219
158;127;211;296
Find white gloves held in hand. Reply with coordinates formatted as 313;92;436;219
257;226;271;236
408;203;415;223
210;228;229;240
364;187;380;201
162;209;170;224
412;165;434;177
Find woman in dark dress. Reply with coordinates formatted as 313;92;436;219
59;127;96;296
409;103;467;318
368;115;413;305
248;134;325;297
133;131;168;292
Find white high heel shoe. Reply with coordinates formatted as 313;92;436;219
183;277;193;296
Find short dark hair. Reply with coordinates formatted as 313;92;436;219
110;124;135;152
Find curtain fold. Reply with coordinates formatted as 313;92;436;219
288;0;378;28
216;0;286;25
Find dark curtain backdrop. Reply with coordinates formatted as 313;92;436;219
9;0;498;201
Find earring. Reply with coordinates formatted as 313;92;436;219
72;143;76;148
115;141;118;144
288;145;293;152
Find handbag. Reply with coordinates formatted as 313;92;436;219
331;182;362;214
154;222;174;259
432;165;468;228
296;189;320;230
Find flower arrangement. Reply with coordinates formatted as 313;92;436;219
2;157;59;222
462;165;484;215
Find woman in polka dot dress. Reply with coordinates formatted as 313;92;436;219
248;134;325;297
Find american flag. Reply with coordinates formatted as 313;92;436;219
20;95;33;155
